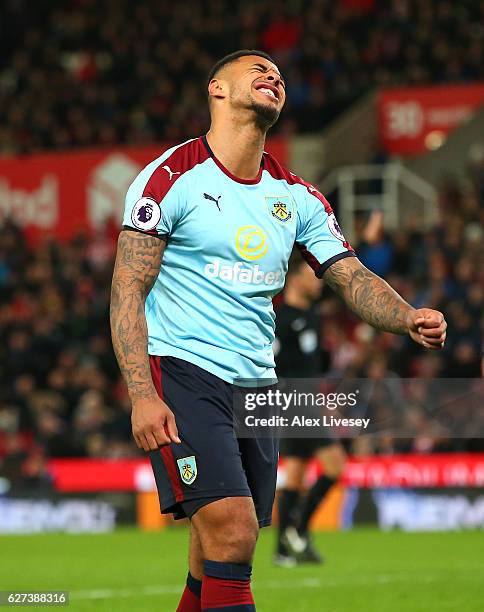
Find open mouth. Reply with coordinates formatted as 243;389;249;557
253;82;279;101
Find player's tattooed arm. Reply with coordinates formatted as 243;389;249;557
323;256;447;349
110;230;180;451
110;230;165;401
323;257;410;333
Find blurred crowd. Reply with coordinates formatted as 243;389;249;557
1;0;483;154
326;162;483;454
0;164;481;481
0;221;132;488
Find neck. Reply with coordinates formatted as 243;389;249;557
206;112;266;180
284;285;312;310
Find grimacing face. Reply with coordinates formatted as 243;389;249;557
209;55;286;129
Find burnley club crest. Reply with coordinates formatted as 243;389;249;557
177;455;197;485
266;196;293;223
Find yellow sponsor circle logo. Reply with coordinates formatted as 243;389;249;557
235;225;268;260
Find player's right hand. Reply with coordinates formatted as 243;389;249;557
131;396;181;451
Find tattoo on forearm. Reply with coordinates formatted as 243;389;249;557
323;258;412;334
110;230;166;400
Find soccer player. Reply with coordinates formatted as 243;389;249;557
274;253;346;566
110;50;447;612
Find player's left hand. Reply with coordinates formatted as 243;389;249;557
406;308;447;350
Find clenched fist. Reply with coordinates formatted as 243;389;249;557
406;308;447;350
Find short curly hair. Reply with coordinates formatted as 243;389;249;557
206;49;276;87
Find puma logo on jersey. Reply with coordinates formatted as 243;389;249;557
162;165;181;180
203;192;222;211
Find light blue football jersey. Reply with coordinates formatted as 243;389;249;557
122;136;354;383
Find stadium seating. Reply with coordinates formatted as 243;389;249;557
0;0;483;154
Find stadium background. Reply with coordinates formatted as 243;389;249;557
0;0;483;610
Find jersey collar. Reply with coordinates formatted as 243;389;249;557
201;135;264;185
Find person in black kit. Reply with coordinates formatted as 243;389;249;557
274;252;347;566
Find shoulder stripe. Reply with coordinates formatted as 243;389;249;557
262;152;333;214
126;138;209;237
142;138;210;202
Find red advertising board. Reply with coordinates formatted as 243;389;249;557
0;138;288;243
342;454;484;488
47;454;484;493
379;83;484;155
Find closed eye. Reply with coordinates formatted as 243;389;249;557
251;63;286;88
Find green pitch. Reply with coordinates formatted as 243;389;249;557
1;528;483;611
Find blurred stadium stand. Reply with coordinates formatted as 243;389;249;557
1;0;483;154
